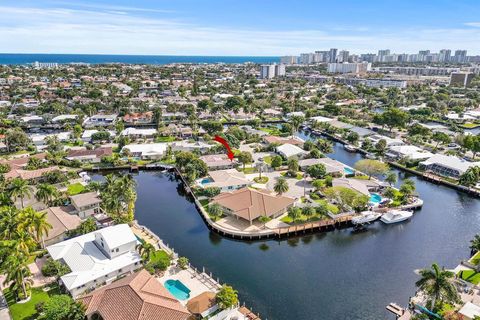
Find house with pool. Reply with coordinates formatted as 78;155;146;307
298;157;354;176
419;154;480;179
46;224;142;298
332;177;389;206
198;169;252;192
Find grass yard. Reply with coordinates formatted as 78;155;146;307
314;199;340;214
281;171;303;180
4;284;60;320
469;251;480;265
67;182;85;195
253;176;269;184
262;156;272;165
155;136;176;142
280;213;325;224
458;270;480;285
237;167;256;174
259;127;282;136
461;123;480;129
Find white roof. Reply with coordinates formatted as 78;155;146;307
21;115;43;122
459;302;480;319
81;130;115;139
46;224;141;291
420;154;480;174
310;116;333;123
52;114;78;122
121;128;157;136
98;224;137;248
368;134;404;147
445;112;476;120
122;143;168;155
276;143;306;158
388;145;433;160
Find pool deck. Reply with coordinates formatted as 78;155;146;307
158;265;220;306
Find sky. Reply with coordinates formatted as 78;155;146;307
1;0;480;56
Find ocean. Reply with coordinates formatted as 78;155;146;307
0;53;279;65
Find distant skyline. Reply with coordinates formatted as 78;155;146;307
1;0;480;56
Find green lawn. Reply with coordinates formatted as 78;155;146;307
237;167;256;174
469;251;480;265
253;176;269;184
67;183;85;195
280;171;303;180
262;156;272;165
4;284;60;320
461;123;480;129
259;127;282;136
199;199;210;206
280;213;324;224
313;199;340;214
458;270;480;285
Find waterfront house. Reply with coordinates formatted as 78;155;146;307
70;192;102;219
298;158;345;176
276;143;307;159
41;206;81;246
4;166;59;182
122;111;154;124
81;130;116;143
163;123;194;138
367;134;404;148
46;224;142;298
83;114;118;127
186;291;218;318
332;178;387;196
51;114;78;123
211;187;296;225
263;135;304;146
120;127;157;140
122;143;168;160
419;154;480;179
79;269;191;320
66;147;112;163
386;145;433;161
200;169;251;192
199;154;236;171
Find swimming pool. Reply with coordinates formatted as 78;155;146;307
369;193;382;204
343;167;355;175
200;178;213;185
164;279;191;300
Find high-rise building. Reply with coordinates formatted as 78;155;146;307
439;49;451;63
337;50;350;63
280;56;298;65
450;72;474;87
327;62;371;74
275;64;286;77
453;50;467;63
329;48;338;63
260;64;276;79
299;53;315;64
360;53;376;63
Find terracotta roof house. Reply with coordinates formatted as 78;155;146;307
199;169;251;192
66;147;113;163
199;154;236;171
122;111;154;124
41;206;81;246
263;135;304;146
4;166;59;181
79;269;191;320
212;188;296;225
186;291;217;318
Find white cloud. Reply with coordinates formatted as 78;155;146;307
0;5;478;55
465;22;480;27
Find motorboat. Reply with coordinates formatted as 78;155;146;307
380;210;413;224
344;144;357;152
352;211;382;224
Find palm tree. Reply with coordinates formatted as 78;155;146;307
8;178;33;208
208;203;223;221
2;253;33;300
274;177;289;195
29;209;51;248
415;263;460;310
385;172;397;186
136;241;155;263
0;206;20;240
35;183;59;206
316;139;333;154
470;234;480;256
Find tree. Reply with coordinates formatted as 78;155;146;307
459;167;480;187
287;207;301;223
287;158;299;176
40;294;85;320
5;128;30;152
316;139;333;154
432;132;451;150
463;135;480;159
290;115;305;135
274;177;289;195
216;285;239;310
8;178;33;208
69;217;97;237
41;258;71;278
21;208;51;248
381;108;409;131
399;179;416;203
203;187;221;199
302;206;316;217
415;263;460;310
306;163;327;179
136;241;155;263
309;148;322;159
177;257;189;270
346;132;359;145
385;172;397;186
470;234;480;256
354;159;388;179
35;183;59;206
208;203;223;221
2;253;32;300
270;155;283;169
375;139;387;156
237;151;253;170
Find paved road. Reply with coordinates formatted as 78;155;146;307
0;291;11;320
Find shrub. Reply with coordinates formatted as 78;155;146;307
41;258;71;277
177;257;189;270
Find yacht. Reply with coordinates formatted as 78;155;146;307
380;210;413;224
352;211;382;224
344;144;357;152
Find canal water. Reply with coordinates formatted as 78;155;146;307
104;131;480;320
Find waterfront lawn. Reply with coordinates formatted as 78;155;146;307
461;123;480;129
259;127;282;136
4;284;60;320
155;136;176;143
469;251;480;265
314;199;340;215
67;182;85;195
199;199;210;206
458;270;480;285
146;250;171;273
281;213;324;224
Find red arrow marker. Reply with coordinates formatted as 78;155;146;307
214;135;234;161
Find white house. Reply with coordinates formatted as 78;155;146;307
199;169;251;192
52;114;78;123
276;143;307;159
419;154;480;179
83;114;117;127
367;134;404;148
386;145;434;161
171;141;212;153
122;143;168;160
120;128;157;140
46;224;142;298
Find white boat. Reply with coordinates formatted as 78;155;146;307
366;153;377;159
352;211;382;224
344;144;357;152
380;210;413;224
